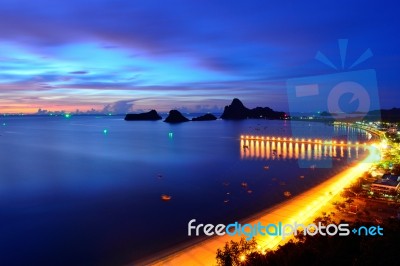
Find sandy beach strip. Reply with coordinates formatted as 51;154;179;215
135;145;379;266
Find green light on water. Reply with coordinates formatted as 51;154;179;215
103;129;108;134
65;113;71;118
108;113;112;116
168;132;173;138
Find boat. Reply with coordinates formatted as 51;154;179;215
161;194;172;201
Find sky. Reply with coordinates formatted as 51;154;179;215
0;0;399;114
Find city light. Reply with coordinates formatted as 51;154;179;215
154;144;379;265
239;135;366;147
240;139;363;160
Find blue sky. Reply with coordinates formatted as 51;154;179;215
0;0;398;113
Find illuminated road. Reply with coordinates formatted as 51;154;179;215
140;145;380;266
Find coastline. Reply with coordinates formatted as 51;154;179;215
134;144;379;266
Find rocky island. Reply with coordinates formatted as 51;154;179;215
164;110;189;123
124;98;286;122
192;113;217;121
220;98;286;120
124;110;162;121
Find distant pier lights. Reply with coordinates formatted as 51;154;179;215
240;135;365;147
240;135;365;160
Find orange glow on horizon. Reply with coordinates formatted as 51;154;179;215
0;104;104;114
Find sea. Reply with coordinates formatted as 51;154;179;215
0;115;371;265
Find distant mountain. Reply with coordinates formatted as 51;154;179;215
320;111;334;117
220;98;286;120
124;110;162;121
367;108;400;122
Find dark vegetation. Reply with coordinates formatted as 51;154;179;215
216;216;400;266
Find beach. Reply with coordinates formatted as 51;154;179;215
141;145;380;266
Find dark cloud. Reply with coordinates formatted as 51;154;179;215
69;71;89;75
102;99;138;114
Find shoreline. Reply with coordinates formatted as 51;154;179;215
134;145;379;266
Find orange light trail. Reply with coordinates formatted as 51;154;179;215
144;144;380;266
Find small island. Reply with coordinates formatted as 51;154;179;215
192;113;217;121
164;110;189;123
124;110;162;121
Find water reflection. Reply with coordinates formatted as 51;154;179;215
240;139;366;160
333;124;372;141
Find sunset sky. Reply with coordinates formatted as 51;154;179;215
0;0;398;114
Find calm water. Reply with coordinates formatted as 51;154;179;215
0;116;370;265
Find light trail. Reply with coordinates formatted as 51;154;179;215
140;144;380;266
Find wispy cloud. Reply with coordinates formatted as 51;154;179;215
102;99;137;114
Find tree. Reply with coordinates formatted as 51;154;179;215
216;218;400;265
216;238;257;266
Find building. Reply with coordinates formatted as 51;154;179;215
387;127;397;134
371;174;400;194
